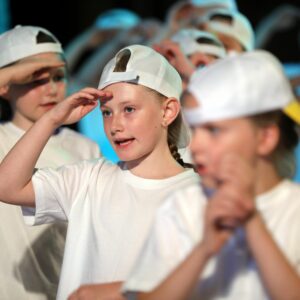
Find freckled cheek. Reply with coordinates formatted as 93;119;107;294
103;119;112;134
57;84;67;99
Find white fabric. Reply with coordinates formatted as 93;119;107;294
185;51;297;125
205;8;254;51
123;180;300;300
98;44;182;99
24;158;199;299
0;122;100;300
171;29;226;58
0;25;63;68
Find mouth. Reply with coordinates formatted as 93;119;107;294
195;163;208;175
113;138;135;148
40;102;57;109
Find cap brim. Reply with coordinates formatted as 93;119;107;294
283;99;300;125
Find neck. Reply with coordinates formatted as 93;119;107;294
125;144;185;179
254;158;282;196
12;115;34;131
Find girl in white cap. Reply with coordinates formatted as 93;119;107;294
0;44;198;300
122;50;300;300
196;8;255;54
154;28;226;89
0;25;101;300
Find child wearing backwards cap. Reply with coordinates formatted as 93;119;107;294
154;29;226;89
122;50;300;300
197;8;255;55
0;25;100;300
0;44;198;300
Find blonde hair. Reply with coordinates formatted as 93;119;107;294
249;110;299;178
146;87;193;168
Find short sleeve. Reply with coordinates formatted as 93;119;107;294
123;184;207;297
22;158;103;225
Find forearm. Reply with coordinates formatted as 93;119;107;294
0;114;58;206
0;66;14;87
245;214;300;300
137;243;210;300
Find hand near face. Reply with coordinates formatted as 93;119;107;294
68;282;124;300
201;154;256;256
46;87;112;126
4;57;66;86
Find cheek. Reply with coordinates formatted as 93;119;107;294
56;83;67;100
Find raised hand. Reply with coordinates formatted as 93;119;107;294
45;87;112;127
201;154;256;256
4;57;65;85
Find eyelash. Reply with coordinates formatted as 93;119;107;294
124;106;135;113
53;74;66;82
101;110;112;118
207;126;221;135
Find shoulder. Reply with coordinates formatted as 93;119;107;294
58;127;97;145
161;183;206;213
157;183;207;238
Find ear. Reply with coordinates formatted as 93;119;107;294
161;97;180;127
0;85;10;100
257;124;280;156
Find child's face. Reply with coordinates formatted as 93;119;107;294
183;93;260;189
7;53;67;130
100;82;167;162
214;32;244;53
188;52;218;68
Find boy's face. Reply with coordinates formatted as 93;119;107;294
182;93;260;189
100;82;168;163
6;52;67;130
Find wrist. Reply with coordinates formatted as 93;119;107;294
39;111;62;132
197;241;216;260
244;210;262;232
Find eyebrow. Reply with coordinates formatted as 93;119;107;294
100;100;135;107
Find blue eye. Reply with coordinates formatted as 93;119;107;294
101;110;112;118
124;106;135;113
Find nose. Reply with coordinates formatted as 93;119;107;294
110;114;124;136
44;78;58;97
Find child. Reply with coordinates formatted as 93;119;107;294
0;25;100;299
154;28;226;89
0;44;199;299
197;8;255;54
122;50;300;300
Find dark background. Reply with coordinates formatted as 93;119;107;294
8;0;300;61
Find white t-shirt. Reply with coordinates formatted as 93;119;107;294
23;158;199;300
0;122;100;300
123;180;300;300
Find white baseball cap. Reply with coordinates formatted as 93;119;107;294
98;44;190;148
94;9;141;30
184;50;300;126
204;8;255;51
190;0;237;11
99;44;182;99
0;25;63;68
171;28;226;58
